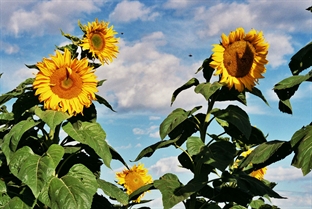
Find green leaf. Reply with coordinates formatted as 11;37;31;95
1;196;30;209
186;136;204;156
12;90;39;121
2;118;39;162
9;146;55;198
214;86;246;105
97;179;129;205
159;106;201;140
42;164;96;209
247;87;269;106
289;41;312;75
290;124;312;175
250;198;265;209
278;99;292;114
171;78;199;105
62;121;112;168
194;81;223;101
196;56;215;82
199;141;236;171
109;145;129;169
154;173;190;209
212;105;251;139
239;140;292;170
46;144;65;169
97;79;106;87
0;78;34;106
34;107;70;131
0;113;14;123
95;94;115;112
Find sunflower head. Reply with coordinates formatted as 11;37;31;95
33;48;98;116
210;27;269;92
233;149;267;180
80;18;119;65
116;163;153;203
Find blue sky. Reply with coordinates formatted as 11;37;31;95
0;0;312;208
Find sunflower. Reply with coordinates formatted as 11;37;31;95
80;18;119;65
116;163;153;203
210;27;269;92
33;48;98;116
236;149;267;180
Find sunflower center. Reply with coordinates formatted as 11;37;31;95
50;67;83;99
125;171;144;192
90;33;105;51
223;40;256;78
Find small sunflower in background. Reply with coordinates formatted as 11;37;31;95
33;48;98;116
80;18;119;65
234;149;268;180
116;163;153;203
210;27;269;92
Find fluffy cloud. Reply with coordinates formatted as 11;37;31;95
149;156;191;176
266;166;312;181
133;125;159;138
0;41;20;54
2;0;103;36
109;0;159;22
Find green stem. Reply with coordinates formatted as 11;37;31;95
175;143;195;171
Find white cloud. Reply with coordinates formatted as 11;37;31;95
0;41;20;54
3;0;103;36
271;191;312;209
266;166;312;182
163;0;197;9
149;156;191;176
149;116;161;120
109;0;159;22
133;125;159;138
133;128;145;135
116;143;132;150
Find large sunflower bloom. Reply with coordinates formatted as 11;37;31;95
237;149;267;180
210;27;269;92
116;163;153;203
33;48;98;116
80;18;119;65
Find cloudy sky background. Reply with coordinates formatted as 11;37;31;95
0;0;311;208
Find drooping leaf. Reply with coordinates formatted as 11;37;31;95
247;87;269;106
289;41;312;75
9;146;55;198
97;79;106;87
307;6;312;12
160;106;201;140
154;173;190;209
34;107;70;131
212;105;251;139
278;99;292;114
46;144;64;169
171;78;199;105
194;81;223;101
196;56;215;82
62;121;112;168
12;91;39;122
109;145;129;169
214;86;246;105
95;94;115;112
97;179;129;205
239;140;292;170
290;124;312;175
43;165;96;209
2;118;39;162
186;136;204;156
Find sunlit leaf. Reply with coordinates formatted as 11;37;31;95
159;106;201;140
62;121;112;168
194;81;223;101
154;173;190;209
171;78;199;105
212;105;251;139
97;179;129;205
289;41;312;75
34;107;70;131
290;124;312;175
1;196;30;209
239;140;292;170
46;144;64;169
250;198;265;209
9;146;55;198
186;136;204;156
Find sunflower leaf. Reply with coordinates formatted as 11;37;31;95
171;78;199;106
1;196;31;209
95;94;115;112
290;124;312;175
196;56;215;82
128;183;155;202
194;81;223;101
34;107;70;131
62;121;112;168
97;179;129;205
248;87;269;106
289;41;312;75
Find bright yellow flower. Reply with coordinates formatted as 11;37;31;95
80;18;119;65
239;149;267;180
210;27;269;92
116;163;153;203
33;48;98;116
